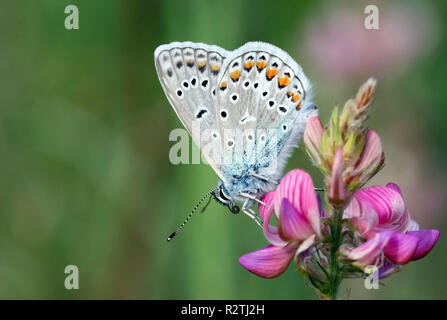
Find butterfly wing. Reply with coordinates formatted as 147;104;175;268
214;42;317;183
154;42;230;180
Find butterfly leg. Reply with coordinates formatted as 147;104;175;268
242;207;263;228
249;173;279;185
242;209;262;228
240;198;264;228
250;173;322;191
240;192;267;206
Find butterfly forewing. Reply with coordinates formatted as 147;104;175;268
214;42;314;181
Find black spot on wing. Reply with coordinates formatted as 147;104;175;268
196;109;208;119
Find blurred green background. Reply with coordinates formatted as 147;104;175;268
0;0;446;299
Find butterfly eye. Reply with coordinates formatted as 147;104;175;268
219;187;229;201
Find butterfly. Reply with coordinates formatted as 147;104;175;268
154;41;318;240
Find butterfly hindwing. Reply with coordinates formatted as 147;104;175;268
155;42;230;179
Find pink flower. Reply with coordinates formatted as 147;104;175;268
347;130;385;190
238;170;321;278
303;114;385;207
343;183;439;273
327;148;349;208
303;116;324;165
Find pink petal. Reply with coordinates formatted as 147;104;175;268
352;185;405;228
258;192;288;247
353;130;384;180
381;183;410;233
385;182;403;196
344;192;378;234
296;235;316;255
407;219;420;232
378;258;401;279
407;230;440;260
384;233;419;265
259;191;275;221
238;244;297;278
278;199;314;242
327;148;349;208
375;210;411;235
394;210;411;233
303;116;324;164
275;169;321;237
346;232;391;267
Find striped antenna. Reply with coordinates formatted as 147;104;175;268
167;187;217;242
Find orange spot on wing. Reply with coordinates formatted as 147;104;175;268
266;68;279;80
256;61;267;71
293;94;301;102
211;64;220;71
278;76;290;87
197;61;206;67
244;61;255;70
296;102;303;110
287;91;294;97
220;81;227;88
230;70;240;81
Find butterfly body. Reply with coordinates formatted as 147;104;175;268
155;41;317;217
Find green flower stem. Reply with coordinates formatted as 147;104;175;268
328;208;343;299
